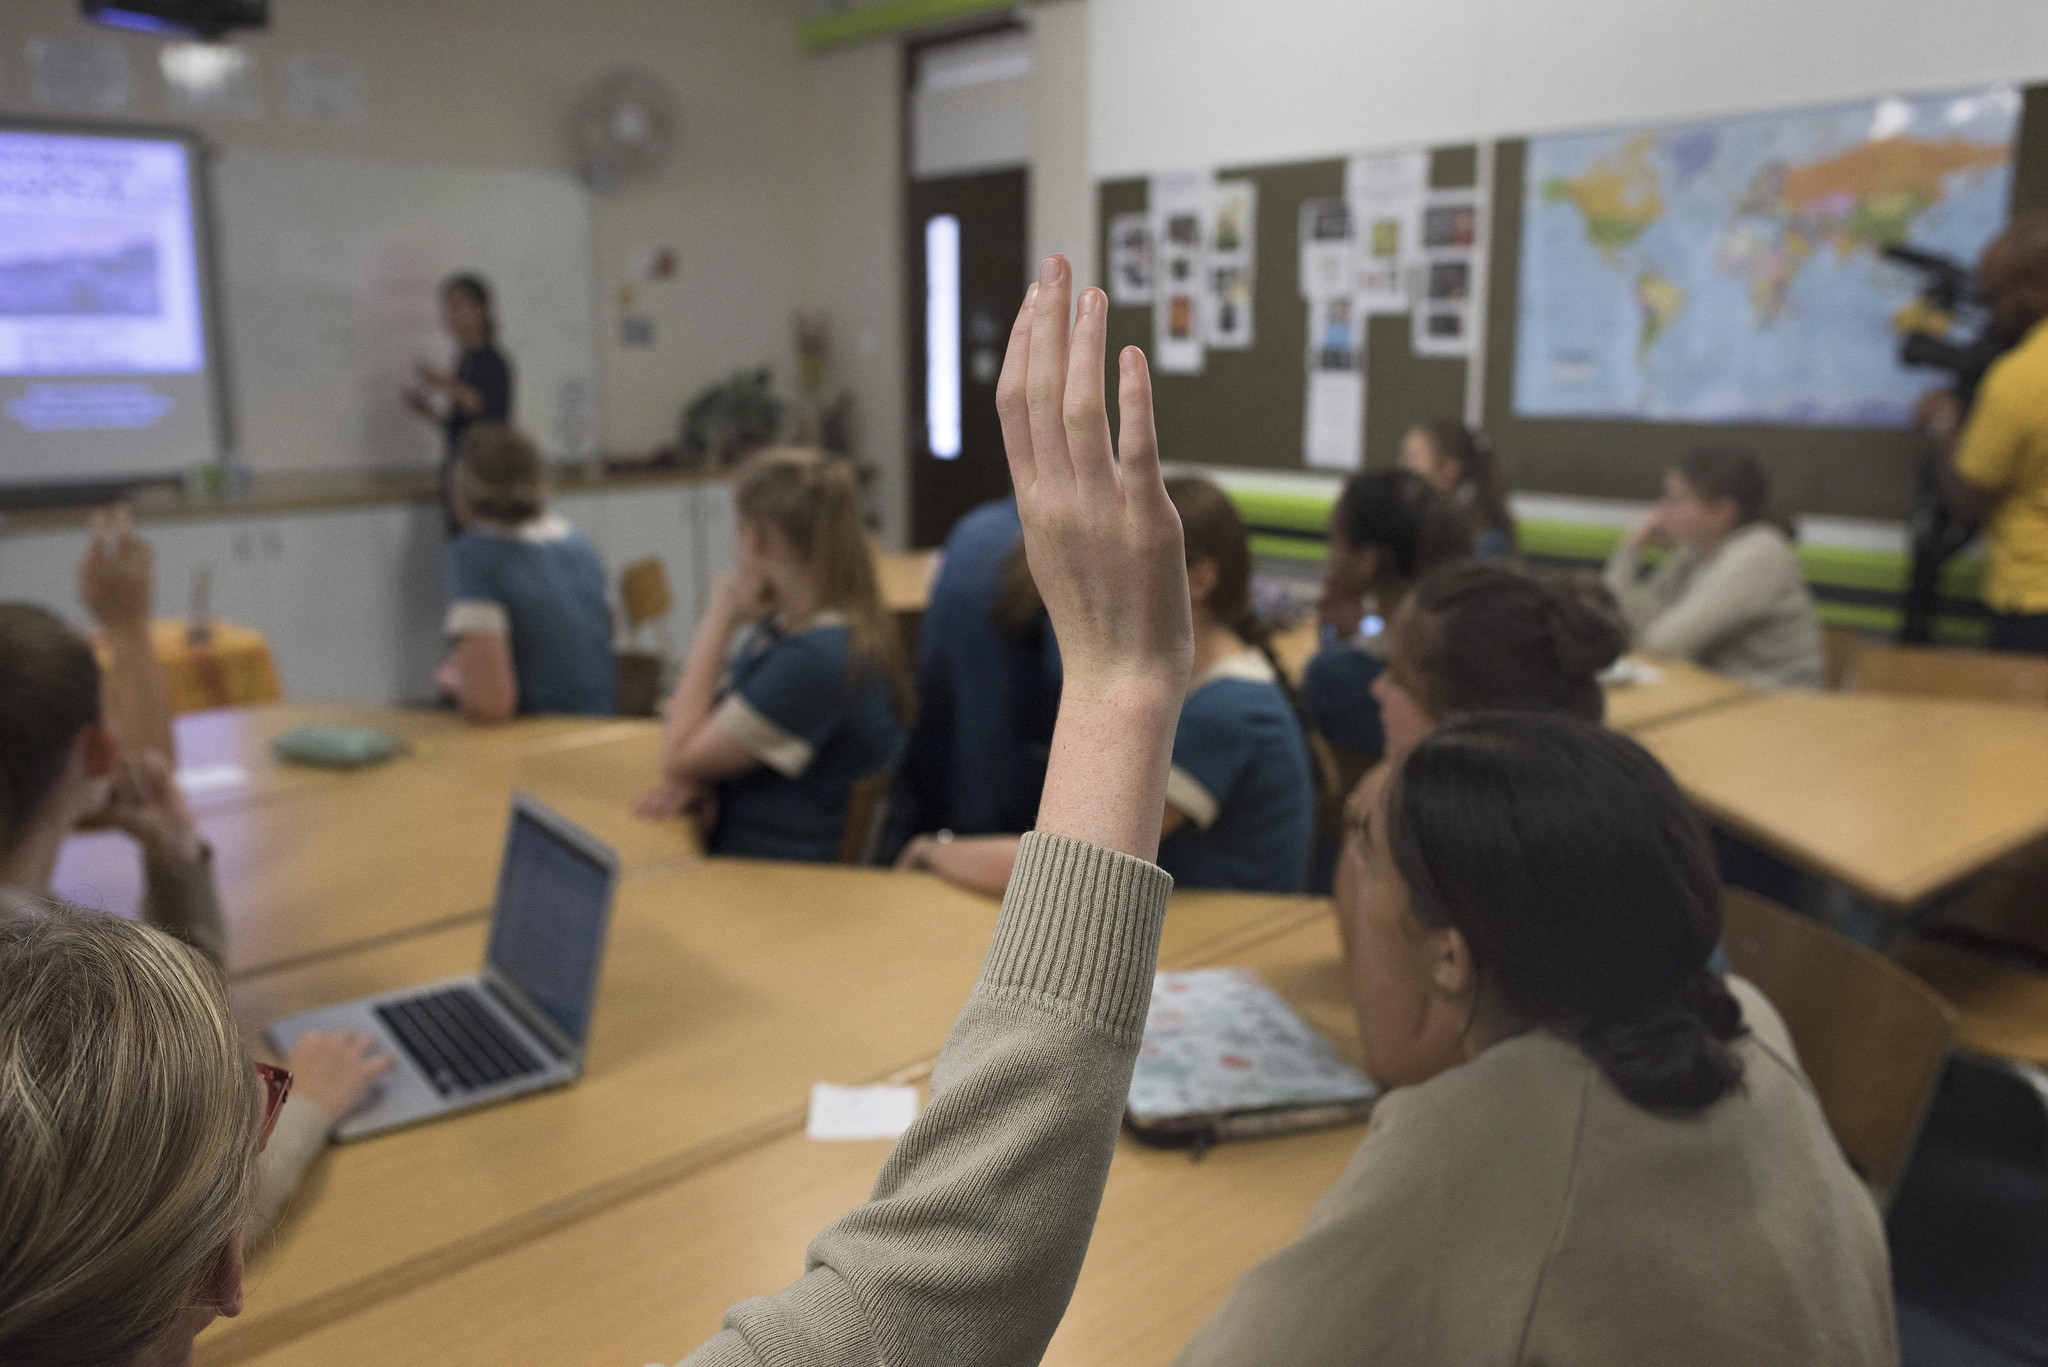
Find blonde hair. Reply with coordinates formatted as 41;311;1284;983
455;423;547;525
0;896;261;1366
734;448;913;725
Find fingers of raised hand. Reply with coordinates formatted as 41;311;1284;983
1024;257;1075;484
1061;288;1115;486
1113;345;1162;487
996;283;1039;489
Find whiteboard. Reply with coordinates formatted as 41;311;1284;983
214;151;600;472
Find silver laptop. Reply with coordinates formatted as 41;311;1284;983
267;793;621;1141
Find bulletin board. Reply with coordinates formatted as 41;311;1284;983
1097;85;2048;522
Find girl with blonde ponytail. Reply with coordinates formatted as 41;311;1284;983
637;449;911;860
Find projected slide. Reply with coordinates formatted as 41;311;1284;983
1;128;219;487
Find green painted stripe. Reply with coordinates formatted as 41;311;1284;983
1250;533;1326;561
798;0;1029;52
1226;489;1987;598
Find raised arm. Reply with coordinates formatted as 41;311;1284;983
79;507;175;764
679;257;1192;1367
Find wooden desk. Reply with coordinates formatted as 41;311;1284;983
1272;621;1318;683
1601;657;1755;734
170;704;612;810
56;722;700;976
1639;692;2048;907
208;870;1319;1365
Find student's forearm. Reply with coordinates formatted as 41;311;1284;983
1036;681;1181;864
926;836;1024;897
101;623;176;761
661;609;738;772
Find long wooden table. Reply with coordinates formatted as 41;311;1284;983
56;718;700;976
229;910;1353;1367
1638;691;2048;908
203;869;1325;1365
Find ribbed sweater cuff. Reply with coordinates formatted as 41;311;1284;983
976;832;1173;1042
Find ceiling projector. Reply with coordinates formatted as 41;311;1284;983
81;0;269;41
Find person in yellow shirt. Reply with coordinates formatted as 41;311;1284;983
1945;212;2048;651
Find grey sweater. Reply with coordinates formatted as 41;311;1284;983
682;831;1173;1367
1604;522;1825;690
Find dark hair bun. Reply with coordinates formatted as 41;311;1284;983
1578;972;1747;1114
1535;570;1629;677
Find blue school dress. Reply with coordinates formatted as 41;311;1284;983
444;514;616;715
1302;628;1393;760
709;613;908;862
1158;651;1315;893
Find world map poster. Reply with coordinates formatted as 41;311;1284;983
1512;88;2019;426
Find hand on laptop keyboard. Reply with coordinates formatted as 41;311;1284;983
286;1030;395;1127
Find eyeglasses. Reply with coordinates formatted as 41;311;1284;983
255;1061;293;1152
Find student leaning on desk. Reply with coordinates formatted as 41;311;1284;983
0;260;1892;1367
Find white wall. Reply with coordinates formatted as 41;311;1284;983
1091;0;2048;176
0;0;814;460
1031;0;1094;282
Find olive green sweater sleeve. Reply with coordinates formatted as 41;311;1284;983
680;831;1173;1367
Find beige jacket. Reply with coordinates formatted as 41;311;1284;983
1605;522;1826;689
1175;977;1896;1366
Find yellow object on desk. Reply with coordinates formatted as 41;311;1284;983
96;619;284;715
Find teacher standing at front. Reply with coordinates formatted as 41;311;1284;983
406;272;515;533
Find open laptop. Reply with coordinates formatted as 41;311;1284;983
268;793;621;1141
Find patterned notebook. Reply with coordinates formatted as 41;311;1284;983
1126;968;1378;1149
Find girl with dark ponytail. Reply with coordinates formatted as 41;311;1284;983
899;475;1317;894
1176;713;1895;1366
1399;418;1517;559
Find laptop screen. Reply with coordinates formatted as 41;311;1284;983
484;807;615;1048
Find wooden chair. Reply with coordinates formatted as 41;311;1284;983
1893;939;2048;1068
1821;625;1862;691
1849;640;2048;705
615;558;675;717
1721;888;1956;1205
838;769;894;865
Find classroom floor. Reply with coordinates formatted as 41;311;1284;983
1892;1057;2048;1366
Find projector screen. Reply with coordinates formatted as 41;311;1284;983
0;123;224;491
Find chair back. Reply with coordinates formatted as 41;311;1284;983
1851;641;2048;705
620;558;673;631
1821;625;1861;690
838;768;894;865
1721;888;1955;1205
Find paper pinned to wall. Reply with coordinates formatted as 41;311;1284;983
1107;211;1154;306
1205;178;1256;349
1304;299;1364;470
1346;149;1427;315
1150;169;1209;374
1413;187;1486;357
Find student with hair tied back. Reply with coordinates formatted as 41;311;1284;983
637;449;913;861
1398;417;1517;559
440;423;616;722
1604;443;1824;689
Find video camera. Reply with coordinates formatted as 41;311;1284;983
1886;244;2008;405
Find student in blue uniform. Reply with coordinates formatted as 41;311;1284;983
636;449;912;862
882;494;1061;860
1301;469;1470;796
897;475;1315;894
439;424;616;721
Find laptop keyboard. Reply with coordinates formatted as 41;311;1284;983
374;985;546;1098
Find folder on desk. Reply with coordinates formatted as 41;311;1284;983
1126;968;1378;1151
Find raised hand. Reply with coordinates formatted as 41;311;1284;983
996;256;1193;863
79;506;153;635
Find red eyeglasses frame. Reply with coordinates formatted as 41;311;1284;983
255;1061;292;1152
